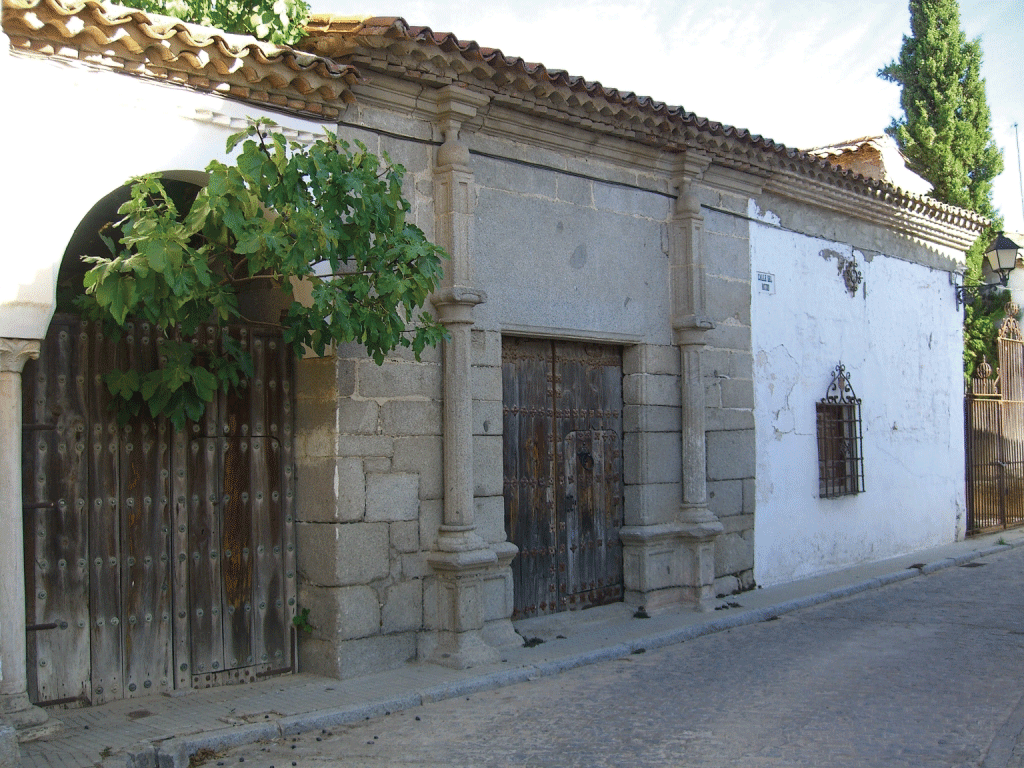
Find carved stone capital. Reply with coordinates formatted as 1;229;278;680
671;150;713;185
0;339;40;374
673;175;705;220
435;85;490;167
434;285;487;308
434;286;487;325
435;85;490;130
673;317;715;345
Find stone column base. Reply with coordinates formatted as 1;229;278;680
481;541;521;649
621;516;723;613
427;542;500;669
0;693;59;741
678;515;725;611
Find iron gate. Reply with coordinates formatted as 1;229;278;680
966;309;1024;535
502;337;624;619
22;315;295;706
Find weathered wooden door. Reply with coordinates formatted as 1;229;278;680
22;316;295;706
502;338;623;619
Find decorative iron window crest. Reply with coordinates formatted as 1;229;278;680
816;363;865;498
822;363;860;405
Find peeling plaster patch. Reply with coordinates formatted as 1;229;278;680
820;248;863;297
748;199;781;227
857;248;880;263
759;345;798;437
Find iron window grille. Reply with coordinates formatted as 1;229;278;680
816;363;864;498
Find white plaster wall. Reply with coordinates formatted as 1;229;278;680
1;51;328;339
472;157;673;343
750;203;966;586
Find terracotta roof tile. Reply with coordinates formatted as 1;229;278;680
303;15;783;149
2;4;988;239
3;0;359;118
302;15;987;236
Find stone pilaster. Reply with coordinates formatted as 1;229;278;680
0;339;53;736
426;85;504;667
672;173;724;608
621;161;722;612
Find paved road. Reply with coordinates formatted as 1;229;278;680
207;546;1024;767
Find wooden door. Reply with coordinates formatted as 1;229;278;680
502;338;623;619
22;316;295;706
183;325;294;687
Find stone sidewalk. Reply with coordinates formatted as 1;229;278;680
20;528;1024;768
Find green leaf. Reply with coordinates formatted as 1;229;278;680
104;369;140;399
76;117;448;429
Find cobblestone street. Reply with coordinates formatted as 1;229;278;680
207;545;1024;768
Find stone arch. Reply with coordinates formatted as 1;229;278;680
55;172;208;314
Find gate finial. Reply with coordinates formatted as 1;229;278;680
975;355;993;380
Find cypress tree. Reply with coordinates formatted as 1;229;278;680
879;0;1003;217
879;0;1005;381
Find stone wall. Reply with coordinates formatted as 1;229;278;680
698;193;757;596
294;341;443;678
622;344;682;531
291;112;452;677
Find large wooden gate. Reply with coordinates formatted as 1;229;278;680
966;309;1024;535
502;338;623;619
22;315;295;706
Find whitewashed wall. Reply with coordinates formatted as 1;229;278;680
750;201;966;586
0;51;326;340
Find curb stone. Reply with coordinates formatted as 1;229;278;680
418;667;537;704
278;693;421;736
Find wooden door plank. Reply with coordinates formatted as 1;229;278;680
220;326;254;671
252;331;288;670
119;323;173;697
188;436;224;677
171;412;191;690
88;321;125;704
22;318;91;705
188;324;227;680
553;342;623;610
279;340;296;670
503;338;558;618
554;342;583;609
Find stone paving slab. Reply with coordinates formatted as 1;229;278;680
19;528;1024;768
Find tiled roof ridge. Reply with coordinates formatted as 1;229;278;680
3;0;359;118
807;135;885;157
303;15;987;233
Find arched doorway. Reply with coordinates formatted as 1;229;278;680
22;180;297;707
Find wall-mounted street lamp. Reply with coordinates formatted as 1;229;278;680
955;232;1023;310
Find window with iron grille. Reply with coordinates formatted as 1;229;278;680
816;363;864;498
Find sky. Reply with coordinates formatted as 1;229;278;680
312;0;1024;234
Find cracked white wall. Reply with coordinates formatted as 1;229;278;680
750;210;965;586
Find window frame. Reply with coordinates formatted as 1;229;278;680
816;364;864;498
